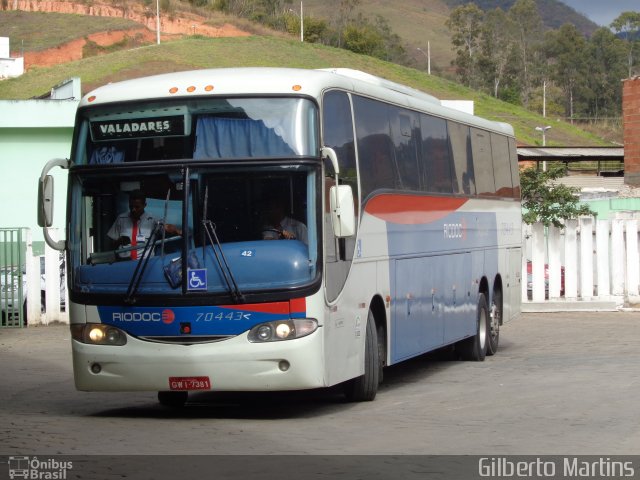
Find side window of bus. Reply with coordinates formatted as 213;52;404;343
508;137;521;199
471;128;495;196
322;90;358;200
448;121;476;195
353;95;399;200
322;90;359;302
491;133;514;198
390;109;420;191
421;114;453;193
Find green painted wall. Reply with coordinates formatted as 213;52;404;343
0;126;72;242
581;197;640;220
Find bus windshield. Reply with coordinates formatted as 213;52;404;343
69;163;319;301
76;97;317;164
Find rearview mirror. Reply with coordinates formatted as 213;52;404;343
329;185;355;238
38;175;54;228
38;157;69;251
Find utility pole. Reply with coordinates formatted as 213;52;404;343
543;80;546;118
535;126;551;171
417;45;431;75
156;0;161;45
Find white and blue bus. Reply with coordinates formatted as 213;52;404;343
39;67;521;404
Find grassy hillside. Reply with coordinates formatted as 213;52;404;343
2;0;600;72
0;35;609;147
0;11;141;52
303;0;454;72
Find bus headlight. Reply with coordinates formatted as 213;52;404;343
248;319;318;342
71;324;127;346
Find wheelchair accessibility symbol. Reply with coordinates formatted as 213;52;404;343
187;268;207;291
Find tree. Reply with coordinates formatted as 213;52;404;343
342;20;384;57
586;27;627;119
477;8;515;98
445;3;484;88
544;23;589;123
329;0;361;48
520;164;595;228
611;11;640;78
508;0;543;107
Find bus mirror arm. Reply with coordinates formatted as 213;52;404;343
38;158;70;251
321;146;339;177
321;147;339;174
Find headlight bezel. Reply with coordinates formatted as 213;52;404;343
247;318;318;343
71;324;127;346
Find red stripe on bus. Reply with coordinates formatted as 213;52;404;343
289;297;306;315
365;194;468;225
222;302;290;314
220;299;306;315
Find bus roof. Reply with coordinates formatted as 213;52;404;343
79;67;514;136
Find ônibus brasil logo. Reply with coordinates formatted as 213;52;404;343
8;456;73;479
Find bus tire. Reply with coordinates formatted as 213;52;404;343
458;293;488;362
343;310;379;402
487;290;502;356
158;391;188;407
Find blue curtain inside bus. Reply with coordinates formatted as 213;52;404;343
194;117;295;159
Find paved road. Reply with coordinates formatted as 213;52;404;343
1;312;639;458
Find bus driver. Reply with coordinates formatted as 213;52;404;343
108;189;181;260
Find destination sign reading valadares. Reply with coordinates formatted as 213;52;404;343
91;115;185;141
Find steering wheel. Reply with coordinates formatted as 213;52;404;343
262;228;283;240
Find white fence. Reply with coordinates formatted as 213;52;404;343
25;229;68;325
523;218;640;308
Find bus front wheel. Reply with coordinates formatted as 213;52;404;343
343;310;380;402
457;293;488;362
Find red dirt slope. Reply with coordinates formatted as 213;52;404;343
2;1;251;69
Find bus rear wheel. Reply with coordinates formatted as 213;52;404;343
158;391;188;407
487;290;502;356
343;310;380;402
457;293;488;362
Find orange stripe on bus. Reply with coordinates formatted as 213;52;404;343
364;194;468;225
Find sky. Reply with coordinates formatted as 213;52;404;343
558;0;639;27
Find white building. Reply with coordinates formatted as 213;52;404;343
0;37;24;79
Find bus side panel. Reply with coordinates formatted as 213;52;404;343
393;256;443;361
441;252;475;346
323;260;379;387
505;246;522;322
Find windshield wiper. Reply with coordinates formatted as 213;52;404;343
125;189;172;304
201;185;244;302
124;221;162;304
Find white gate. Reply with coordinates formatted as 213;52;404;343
523;218;640;308
24;229;68;325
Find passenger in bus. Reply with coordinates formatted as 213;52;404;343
261;196;308;244
108;190;181;260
